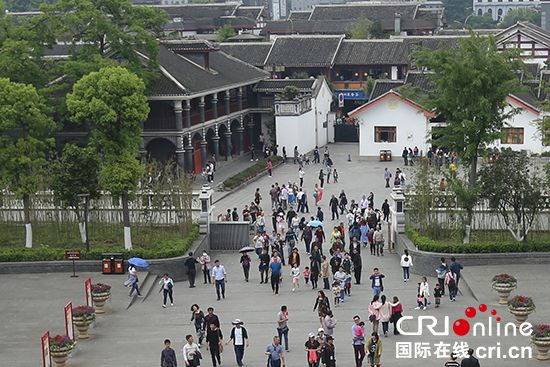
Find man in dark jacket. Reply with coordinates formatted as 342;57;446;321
226;319;249;367
351;248;362;284
184;252;198;288
460;348;481;367
381;199;390;222
206;323;223;367
161;339;177;367
330;254;342;275
450;256;464;289
203;307;220;331
321;335;336;367
329;195;339;220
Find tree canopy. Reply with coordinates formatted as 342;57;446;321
500;8;541;28
216;24;236;42
465;14;498;29
443;0;472;24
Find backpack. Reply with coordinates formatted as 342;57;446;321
167;281;173;290
448;276;456;287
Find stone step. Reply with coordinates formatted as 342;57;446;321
126;271;150;310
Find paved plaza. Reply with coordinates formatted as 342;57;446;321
1;144;547;367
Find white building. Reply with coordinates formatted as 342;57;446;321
351;89;549;157
474;0;540;21
256;77;334;154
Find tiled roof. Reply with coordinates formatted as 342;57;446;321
404;71;433;92
289;11;312;20
264;36;343;68
219;42;272;66
151;44;268;96
151;4;237;20
398;36;464;52
496;21;550;47
233;6;264;20
510;92;541;110
524;63;540;79
335;40;408;65
254;79;316;92
260;20;314;35
150;73;186;96
163;40;219;52
369;79;405;100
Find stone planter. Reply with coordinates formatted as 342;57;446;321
531;336;550;361
508;306;534;326
73;315;94;339
50;347;73;367
492;282;517;305
92;291;110;314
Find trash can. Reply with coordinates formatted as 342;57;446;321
102;253;124;274
379;150;387;161
385;150;392;161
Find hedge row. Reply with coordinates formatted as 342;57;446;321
405;226;550;253
223;156;283;190
0;226;199;262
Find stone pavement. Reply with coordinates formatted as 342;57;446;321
1;143;545;367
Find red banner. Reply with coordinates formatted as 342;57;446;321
41;331;52;367
84;278;93;307
64;302;74;341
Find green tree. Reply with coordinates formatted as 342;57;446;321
413;33;520;243
280;86;300;101
500;8;541;28
216;24;236;42
350;17;373;39
443;0;471;24
465;14;498;29
67;67;149;250
0;78;57;248
3;0;48;12
37;0;166;84
479;149;544;242
50;144;100;248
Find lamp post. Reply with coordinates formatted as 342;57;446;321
78;194;90;252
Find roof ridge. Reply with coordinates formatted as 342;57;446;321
218;49;270;76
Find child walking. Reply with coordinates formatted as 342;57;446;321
291;264;300;292
332;281;342;306
434;283;442;308
303;266;310;285
344;271;352;296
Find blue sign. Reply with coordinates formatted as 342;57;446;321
335;89;367;100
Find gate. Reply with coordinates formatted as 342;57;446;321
334;124;359;142
209;222;250;250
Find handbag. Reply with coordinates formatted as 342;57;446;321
369;314;376;322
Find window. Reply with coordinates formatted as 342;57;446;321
501;127;524;144
478;8;483;15
375;126;397;142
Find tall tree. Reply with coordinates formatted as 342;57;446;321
36;0;166;84
465;14;498;29
479;149;544;242
500;8;541;28
67;66;149;250
413;33;520;242
0;78;57;248
216;24;236;42
443;0;471;24
3;0;49;12
50;144;100;247
350;17;374;39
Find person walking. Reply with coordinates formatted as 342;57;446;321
159;273;174;308
444;353;460;367
184;252;199;288
402;147;408;166
379;295;392;337
322;310;336;336
240;252;251;282
161;338;177;367
366;333;382;367
211;260;227;301
305;332;321;367
436;258;448;296
313;290;331;325
445;270;458;301
269;255;283;295
203;307;220;331
351;248;362;285
352;316;366;367
259;249;270;284
321;256;330;290
318;169;325;188
182;335;201;367
321;335;336;367
127;264;142;297
368;295;382;334
302;225;313;254
373;226;384;256
400;250;413;282
299;167;305;187
310;255;320;289
369;268;385;297
381;199;390;222
198;252;211;284
267;159;273;177
206;323;223;367
226;319;249;367
190;304;206;345
265;336;286;367
390;296;403;335
383;168;392;188
277;305;290;352
329;194;339;220
450;256;464;289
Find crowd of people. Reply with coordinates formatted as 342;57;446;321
154;145;475;367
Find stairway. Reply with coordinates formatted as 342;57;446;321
126;272;159;309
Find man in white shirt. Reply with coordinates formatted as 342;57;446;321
226;319;249;367
183;334;201;366
211;260;227;301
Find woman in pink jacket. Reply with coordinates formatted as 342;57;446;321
368;294;382;334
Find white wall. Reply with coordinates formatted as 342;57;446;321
488;102;549;154
276;108;316;154
313;80;333;147
356;94;429;157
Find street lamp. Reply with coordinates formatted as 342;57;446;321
77;193;90;252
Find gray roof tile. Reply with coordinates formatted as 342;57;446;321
219;42;272;66
369;79;405;100
254;79;316;92
265;36;343;68
335;40;408;65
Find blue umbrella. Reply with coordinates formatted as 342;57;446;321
128;257;149;268
307;220;324;228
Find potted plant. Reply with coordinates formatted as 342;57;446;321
508;295;535;326
531;324;550;360
72;305;95;339
49;334;74;367
491;273;517;305
91;283;111;314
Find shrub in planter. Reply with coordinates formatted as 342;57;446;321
508;295;535;326
50;334;74;366
531;324;550;360
91;283;112;314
